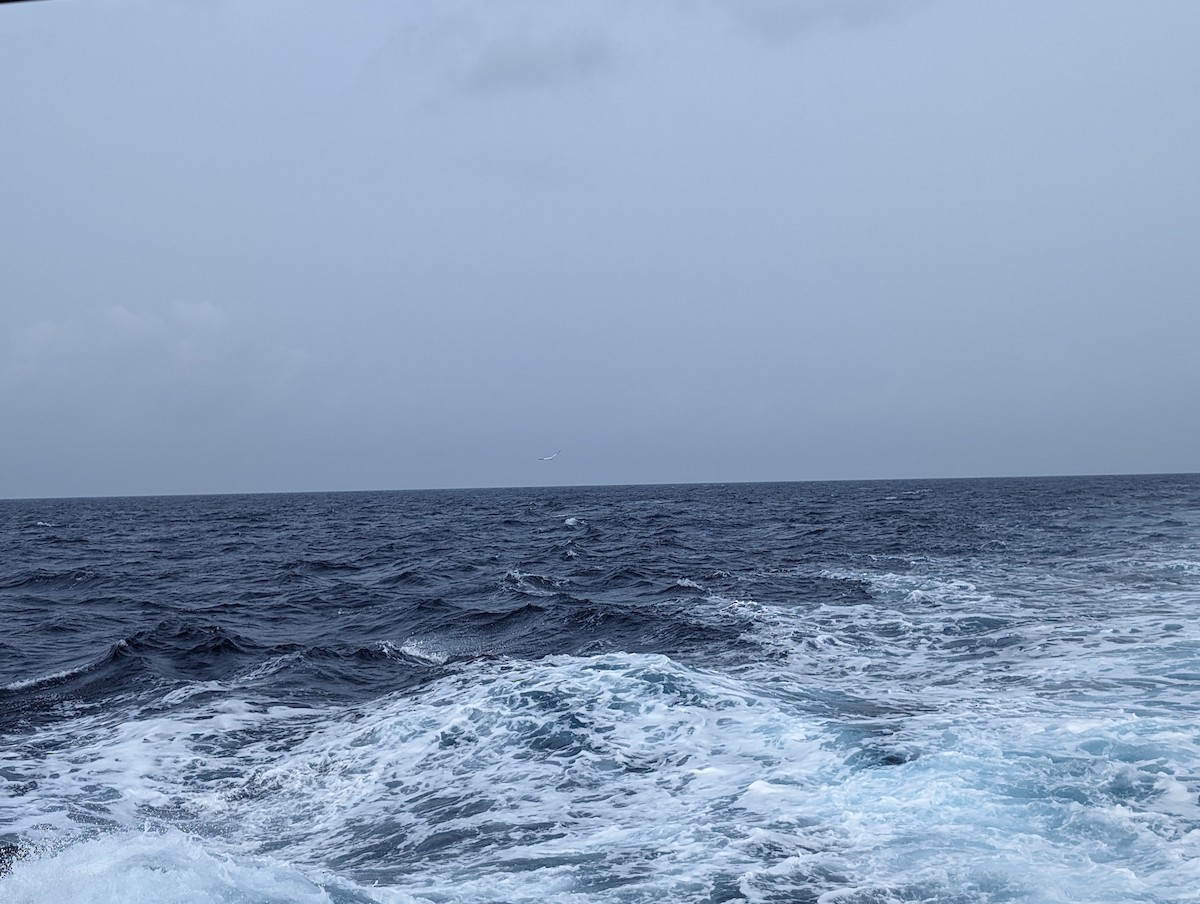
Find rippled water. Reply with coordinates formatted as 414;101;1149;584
2;476;1199;902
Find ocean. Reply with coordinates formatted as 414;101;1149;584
2;476;1199;903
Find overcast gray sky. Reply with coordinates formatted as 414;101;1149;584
2;0;1198;498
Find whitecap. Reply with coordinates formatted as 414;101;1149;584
3;664;92;693
380;639;449;666
501;568;563;596
0;831;360;904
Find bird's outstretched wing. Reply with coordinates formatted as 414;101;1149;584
539;449;562;461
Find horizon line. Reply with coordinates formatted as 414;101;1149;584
3;469;1198;503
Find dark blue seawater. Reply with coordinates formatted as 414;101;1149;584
2;476;1199;903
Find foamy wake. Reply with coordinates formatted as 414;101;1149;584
0;831;381;904
4;649;1200;903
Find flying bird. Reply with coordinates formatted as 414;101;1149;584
539;449;562;461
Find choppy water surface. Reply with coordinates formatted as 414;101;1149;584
2;476;1199;903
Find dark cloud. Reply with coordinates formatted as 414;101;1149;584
463;34;612;93
705;0;920;39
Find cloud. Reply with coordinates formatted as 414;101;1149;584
3;300;310;432
704;0;922;40
353;0;907;111
462;33;612;94
355;3;618;107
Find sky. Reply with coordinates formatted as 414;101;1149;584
2;0;1198;498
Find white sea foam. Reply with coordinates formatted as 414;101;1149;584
502;568;564;596
682;558;1200;901
6;643;1200;902
1151;559;1200;576
1;831;362;904
2;654;830;897
3;663;91;692
381;639;450;666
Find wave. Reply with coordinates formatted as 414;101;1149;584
571;564;656;594
1;653;834;897
499;569;566;597
0;568;104;591
6;651;1197;902
0;830;375;904
369;565;434;587
2;663;99;694
2;622;282;704
379;639;450;666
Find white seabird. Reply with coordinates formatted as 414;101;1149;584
539;449;562;461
